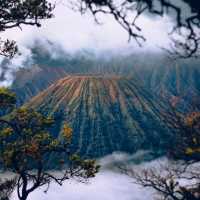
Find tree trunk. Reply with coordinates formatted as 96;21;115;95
20;192;28;200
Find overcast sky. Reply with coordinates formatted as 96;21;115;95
1;0;173;54
0;0;174;86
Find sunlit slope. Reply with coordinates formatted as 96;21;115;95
26;75;174;157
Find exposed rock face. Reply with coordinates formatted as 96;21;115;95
26;75;174;158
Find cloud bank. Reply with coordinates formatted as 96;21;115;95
1;0;173;53
0;0;173;87
25;171;153;200
11;152;168;200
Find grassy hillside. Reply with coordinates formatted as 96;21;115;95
26;75;175;158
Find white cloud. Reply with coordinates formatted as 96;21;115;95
9;152;169;200
0;46;33;87
11;151;164;200
25;171;153;200
1;1;172;53
0;1;173;86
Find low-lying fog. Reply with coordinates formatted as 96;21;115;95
10;151;166;200
18;170;152;200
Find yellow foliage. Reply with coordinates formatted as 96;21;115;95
185;147;200;155
62;123;72;141
1;128;13;137
193;137;197;144
50;139;59;147
26;141;39;156
0;87;16;107
185;148;194;155
185;112;200;126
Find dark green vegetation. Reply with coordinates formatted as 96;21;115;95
0;0;53;58
0;88;99;200
124;104;200;200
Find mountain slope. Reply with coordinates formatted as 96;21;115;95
12;65;69;104
26;75;174;158
138;64;200;112
11;47;200;113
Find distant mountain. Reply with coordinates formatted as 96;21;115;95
12;49;200;113
137;63;200;112
26;75;174;158
12;65;69;104
11;42;173;104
